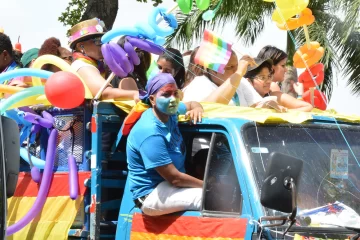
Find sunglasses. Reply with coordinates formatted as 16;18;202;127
91;37;102;46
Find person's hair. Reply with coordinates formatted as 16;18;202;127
117;36;151;90
244;61;273;81
0;33;22;66
38;37;62;71
257;46;287;65
158;48;185;89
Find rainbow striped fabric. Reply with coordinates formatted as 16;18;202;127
194;29;233;74
130;213;248;239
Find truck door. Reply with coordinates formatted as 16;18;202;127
127;130;251;240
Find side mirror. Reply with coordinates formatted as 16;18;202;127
258;152;303;233
0;116;20;198
260;152;303;213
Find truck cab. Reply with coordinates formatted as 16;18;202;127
1;101;360;239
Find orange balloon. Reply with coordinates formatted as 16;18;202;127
277;8;315;30
293;42;324;68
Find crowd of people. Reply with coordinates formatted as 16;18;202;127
0;17;313;217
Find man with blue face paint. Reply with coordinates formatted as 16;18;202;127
126;73;204;216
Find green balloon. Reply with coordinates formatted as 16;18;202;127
177;0;192;14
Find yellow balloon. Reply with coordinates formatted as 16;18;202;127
272;0;309;24
8;94;51;110
0;27;4;33
31;55;93;99
263;0;275;2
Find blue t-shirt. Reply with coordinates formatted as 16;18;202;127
126;103;187;200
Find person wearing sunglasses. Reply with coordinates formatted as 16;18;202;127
69;18;139;101
245;58;313;112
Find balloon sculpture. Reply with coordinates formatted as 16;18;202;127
264;0;327;110
101;7;178;78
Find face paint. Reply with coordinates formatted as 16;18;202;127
156;96;180;115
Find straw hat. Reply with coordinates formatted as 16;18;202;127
68;18;105;49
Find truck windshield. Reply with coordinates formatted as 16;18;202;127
242;123;360;228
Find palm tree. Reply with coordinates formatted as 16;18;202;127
165;0;360;99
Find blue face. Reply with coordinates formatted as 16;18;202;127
155;84;180;115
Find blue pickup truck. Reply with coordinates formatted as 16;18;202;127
1;100;360;240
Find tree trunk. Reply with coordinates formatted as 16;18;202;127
81;0;118;30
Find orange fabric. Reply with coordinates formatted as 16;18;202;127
131;213;247;238
14;172;90;197
122;101;150;136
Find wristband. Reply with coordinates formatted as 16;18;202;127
297;95;303;100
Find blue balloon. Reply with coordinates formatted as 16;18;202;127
148;7;176;37
100;7;178;44
20;147;45;169
0;69;52;84
101;27;141;44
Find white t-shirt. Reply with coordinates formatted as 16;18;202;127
71;60;100;73
182;75;262;107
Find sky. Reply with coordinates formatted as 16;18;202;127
0;0;359;115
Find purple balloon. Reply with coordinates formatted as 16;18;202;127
31;124;41;135
36;118;53;129
126;36;164;55
101;44;128;77
41;111;54;124
124;41;140;65
109;42;133;73
68;155;79;200
31;166;41;183
23;112;39;125
7;129;58;236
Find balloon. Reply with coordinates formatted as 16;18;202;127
303;89;327;110
101;43;129;77
101;27;141;44
32;55;92;99
123;41;140;65
31;166;41;183
24;112;53;128
0;86;44;114
41;111;54;124
45;71;85;109
272;0;309;24
277;8;315;30
298;63;324;91
126;36;164;55
293;41;324;68
177;0;210;13
6;94;50;110
101;7;177;44
20;147;45;169
68;155;79;200
0;68;52;85
7;129;58;236
148;7;176;37
0;84;25;95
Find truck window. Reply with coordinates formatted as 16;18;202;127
242;123;360;219
202;133;242;214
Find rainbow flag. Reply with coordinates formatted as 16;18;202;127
194;29;233;74
130;213;248;239
7;172;90;240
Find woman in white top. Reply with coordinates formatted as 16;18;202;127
182;47;263;107
68;19;139;101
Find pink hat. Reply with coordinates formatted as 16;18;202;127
68;18;105;49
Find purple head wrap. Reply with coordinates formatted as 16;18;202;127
140;73;177;101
